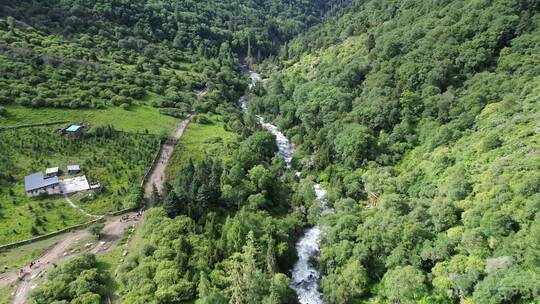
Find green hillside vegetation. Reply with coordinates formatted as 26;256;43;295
0;15;205;110
0;0;344;115
5;0;345;300
253;0;540;303
2;0;538;303
165;115;237;181
0;126;159;243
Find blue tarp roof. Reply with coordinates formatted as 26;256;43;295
66;125;82;132
24;172;59;192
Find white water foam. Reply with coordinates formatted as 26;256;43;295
241;70;331;304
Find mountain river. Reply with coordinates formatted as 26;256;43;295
240;70;332;304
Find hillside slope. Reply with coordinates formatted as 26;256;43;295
0;0;345;113
253;0;540;303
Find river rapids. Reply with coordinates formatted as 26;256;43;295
240;70;332;304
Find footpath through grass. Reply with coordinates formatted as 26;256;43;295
165;115;236;181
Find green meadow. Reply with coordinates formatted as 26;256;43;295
165;115;236;181
0;194;90;245
0;286;11;304
0;103;179;134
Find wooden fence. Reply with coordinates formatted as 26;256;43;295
0;217;105;251
0;121;69;132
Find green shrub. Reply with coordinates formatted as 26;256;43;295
194;114;213;125
159;107;185;118
203;136;222;144
32;253;106;304
482;134;502;151
87;223;105;239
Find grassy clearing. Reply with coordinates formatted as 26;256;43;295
0;127;160;244
0;286;12;304
165;116;236;181
0;194;90;245
0;103;179;134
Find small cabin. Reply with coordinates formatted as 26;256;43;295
90;182;102;192
64;124;82;138
45;167;60;177
67;164;81;174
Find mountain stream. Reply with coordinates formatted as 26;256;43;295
240;70;332;304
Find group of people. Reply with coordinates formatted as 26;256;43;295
119;210;143;223
18;260;43;279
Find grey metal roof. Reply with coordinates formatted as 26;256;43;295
67;164;80;171
24;172;59;192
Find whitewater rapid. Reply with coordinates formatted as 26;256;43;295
240;70;330;304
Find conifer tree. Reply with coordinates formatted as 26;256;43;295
266;238;277;275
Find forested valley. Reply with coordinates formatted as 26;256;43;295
0;0;539;304
253;0;540;303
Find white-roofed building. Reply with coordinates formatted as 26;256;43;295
45;167;60;177
67;164;81;174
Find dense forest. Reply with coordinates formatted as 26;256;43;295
1;0;539;303
0;0;344;112
116;128;306;303
253;0;540;303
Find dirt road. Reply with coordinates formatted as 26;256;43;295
8;215;141;304
1;116;191;304
144;116;191;198
10;231;91;304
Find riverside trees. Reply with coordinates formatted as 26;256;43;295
253;0;540;303
116;115;304;303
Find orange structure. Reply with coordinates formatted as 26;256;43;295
369;192;379;208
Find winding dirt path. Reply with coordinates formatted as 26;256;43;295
1;116;191;304
63;194;98;218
